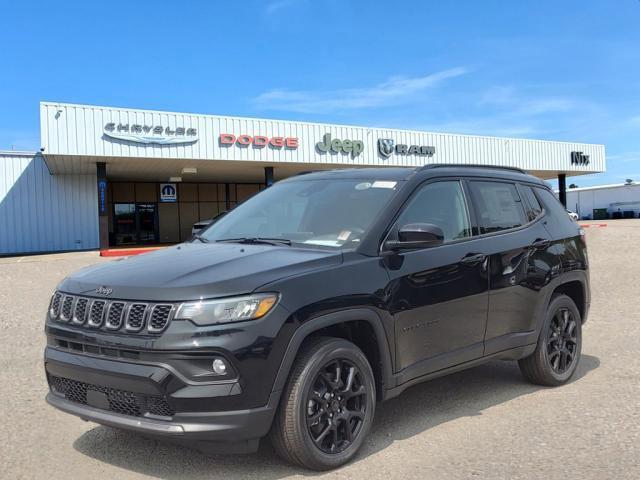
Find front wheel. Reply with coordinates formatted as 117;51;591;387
269;337;376;470
519;294;582;386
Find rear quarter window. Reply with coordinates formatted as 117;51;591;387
519;185;544;221
535;187;575;227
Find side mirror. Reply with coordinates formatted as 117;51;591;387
384;223;444;252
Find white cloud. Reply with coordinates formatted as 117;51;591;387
254;67;469;113
414;119;541;138
265;0;296;15
480;86;579;115
607;151;640;163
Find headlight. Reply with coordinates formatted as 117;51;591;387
175;293;278;326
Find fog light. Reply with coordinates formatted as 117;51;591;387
212;358;228;375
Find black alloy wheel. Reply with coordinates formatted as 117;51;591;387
306;359;368;454
519;294;582;386
270;337;376;470
546;307;578;374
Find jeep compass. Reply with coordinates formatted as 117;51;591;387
44;165;589;470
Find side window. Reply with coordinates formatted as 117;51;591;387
535;187;573;224
520;185;543;221
395;181;471;242
468;181;527;234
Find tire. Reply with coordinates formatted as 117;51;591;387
269;336;376;470
519;294;582;386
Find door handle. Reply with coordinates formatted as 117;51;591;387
531;238;551;249
460;253;486;265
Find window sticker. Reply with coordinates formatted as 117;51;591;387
355;182;372;190
337;230;352;241
372;181;397;189
304;239;342;247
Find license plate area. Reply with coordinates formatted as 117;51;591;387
86;390;110;410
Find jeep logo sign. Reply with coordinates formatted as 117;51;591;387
316;133;364;157
571;151;590;166
160;183;177;202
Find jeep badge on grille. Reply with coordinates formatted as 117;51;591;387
95;286;113;296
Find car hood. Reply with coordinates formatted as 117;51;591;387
58;243;342;301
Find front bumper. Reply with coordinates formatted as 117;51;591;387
44;346;277;453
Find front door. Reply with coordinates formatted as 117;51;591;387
113;203;158;246
384;180;489;379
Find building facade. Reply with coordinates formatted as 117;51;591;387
565;183;640;219
0;101;606;255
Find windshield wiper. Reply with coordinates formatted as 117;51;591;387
215;237;292;246
192;233;209;243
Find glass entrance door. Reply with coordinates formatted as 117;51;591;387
136;204;158;244
113;203;158;246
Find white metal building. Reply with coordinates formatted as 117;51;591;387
0;101;606;255
566;183;640;219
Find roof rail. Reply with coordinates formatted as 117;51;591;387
419;164;527;174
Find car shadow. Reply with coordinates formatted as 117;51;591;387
72;354;599;479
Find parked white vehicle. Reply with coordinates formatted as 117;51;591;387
567;210;579;221
191;211;227;237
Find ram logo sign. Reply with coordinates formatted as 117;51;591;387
378;138;436;158
160;183;177;203
378;139;395;158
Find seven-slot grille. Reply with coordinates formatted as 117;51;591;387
49;293;174;334
88;300;106;327
50;292;63;319
149;305;173;332
126;304;148;331
60;295;75;322
106;302;126;329
72;298;89;324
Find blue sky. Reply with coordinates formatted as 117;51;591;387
1;0;639;186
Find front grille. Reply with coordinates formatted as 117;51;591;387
88;300;106;327
49;375;174;418
49;292;175;334
149;305;172;332
106;302;125;330
72;298;89;324
60;295;74;322
126;304;148;332
50;292;63;319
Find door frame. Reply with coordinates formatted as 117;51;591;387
112;202;159;246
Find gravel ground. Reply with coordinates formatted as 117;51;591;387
1;220;639;479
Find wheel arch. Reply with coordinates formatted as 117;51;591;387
551;280;587;323
531;270;589;338
271;309;394;402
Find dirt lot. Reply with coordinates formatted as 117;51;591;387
1;220;639;479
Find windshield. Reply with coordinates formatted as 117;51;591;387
201;178;400;249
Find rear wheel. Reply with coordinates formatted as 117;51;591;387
270;337;376;470
519;294;582;386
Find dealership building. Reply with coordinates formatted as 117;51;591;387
565;182;640;219
0;102;605;255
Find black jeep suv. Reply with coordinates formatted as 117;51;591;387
45;165;589;470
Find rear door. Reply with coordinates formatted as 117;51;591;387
465;180;556;355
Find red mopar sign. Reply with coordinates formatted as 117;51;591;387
219;133;298;149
